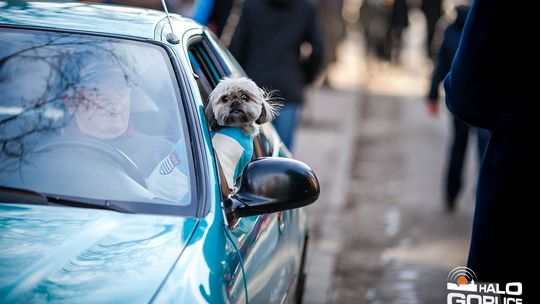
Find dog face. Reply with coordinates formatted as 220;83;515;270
205;76;276;136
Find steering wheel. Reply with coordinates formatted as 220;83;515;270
35;136;147;188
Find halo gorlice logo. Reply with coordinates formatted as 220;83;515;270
447;267;478;292
447;267;523;304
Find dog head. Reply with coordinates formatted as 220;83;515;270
205;76;277;136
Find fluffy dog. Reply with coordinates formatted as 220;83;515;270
206;76;276;136
205;76;277;189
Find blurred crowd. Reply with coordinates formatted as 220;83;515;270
88;0;456;150
82;0;481;176
89;0;465;68
88;0;347;78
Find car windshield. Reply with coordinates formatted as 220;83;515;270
0;28;195;214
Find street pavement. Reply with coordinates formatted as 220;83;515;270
295;86;359;304
293;22;482;304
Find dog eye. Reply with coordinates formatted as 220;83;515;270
222;96;229;102
241;94;249;101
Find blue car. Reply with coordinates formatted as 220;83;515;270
0;2;319;303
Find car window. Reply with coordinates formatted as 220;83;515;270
188;46;216;106
189;38;256;186
188;38;228;104
192;35;278;160
206;31;247;77
0;28;195;214
207;35;278;158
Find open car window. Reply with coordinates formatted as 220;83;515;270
188;38;227;106
189;35;278;160
0;28;196;215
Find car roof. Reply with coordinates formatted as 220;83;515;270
0;1;200;40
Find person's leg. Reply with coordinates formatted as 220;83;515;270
445;117;469;211
272;103;300;151
476;127;490;162
425;16;438;59
382;25;393;61
391;27;404;64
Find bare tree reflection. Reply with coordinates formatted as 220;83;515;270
0;29;133;173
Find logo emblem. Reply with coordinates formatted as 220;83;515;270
447;267;478;292
446;267;523;303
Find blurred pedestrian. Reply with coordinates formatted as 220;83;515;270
192;0;233;37
318;0;345;86
426;5;489;212
384;0;409;63
192;0;214;25
229;0;324;151
359;0;391;60
444;0;536;300
420;0;442;60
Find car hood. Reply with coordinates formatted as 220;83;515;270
0;203;197;303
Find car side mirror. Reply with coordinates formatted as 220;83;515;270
225;157;320;219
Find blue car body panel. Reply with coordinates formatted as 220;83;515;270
0;203;197;302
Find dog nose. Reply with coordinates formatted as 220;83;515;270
231;100;241;109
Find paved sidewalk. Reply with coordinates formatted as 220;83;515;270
289;10;477;303
290;27;365;304
293;87;361;304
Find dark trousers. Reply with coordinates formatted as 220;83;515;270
272;103;300;151
467;129;537;301
424;14;440;59
445;117;490;205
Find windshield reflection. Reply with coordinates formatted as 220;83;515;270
0;28;192;212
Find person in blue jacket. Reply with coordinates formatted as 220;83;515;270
427;5;489;212
444;0;536;300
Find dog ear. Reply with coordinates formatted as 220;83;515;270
256;104;267;124
256;91;277;124
205;102;220;131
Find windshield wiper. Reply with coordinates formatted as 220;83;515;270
0;185;48;205
0;185;132;213
44;194;133;213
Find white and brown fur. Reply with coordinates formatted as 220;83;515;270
205;76;278;136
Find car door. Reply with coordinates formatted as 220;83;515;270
206;35;306;303
186;33;295;303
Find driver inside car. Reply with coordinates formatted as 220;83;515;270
62;61;190;203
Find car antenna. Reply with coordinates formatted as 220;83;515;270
161;0;180;44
